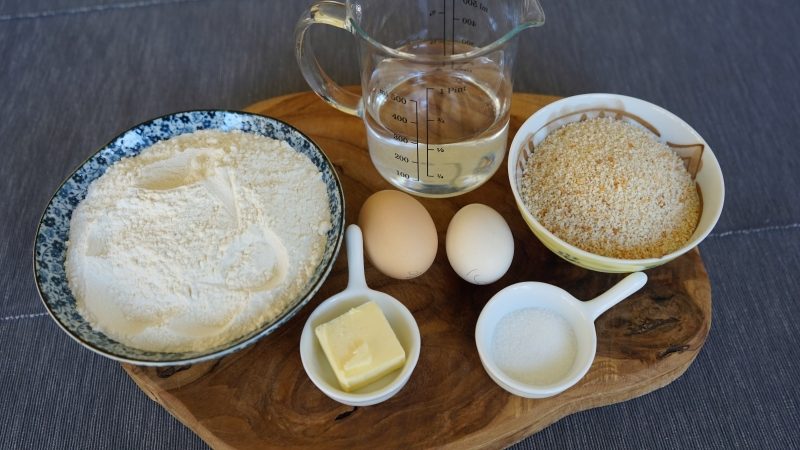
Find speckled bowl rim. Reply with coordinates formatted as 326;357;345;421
33;110;345;366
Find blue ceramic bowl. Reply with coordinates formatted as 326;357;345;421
33;110;345;366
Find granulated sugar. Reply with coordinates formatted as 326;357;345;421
520;117;700;259
66;130;332;353
492;308;577;385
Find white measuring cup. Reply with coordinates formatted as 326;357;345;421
475;272;647;398
300;225;421;406
295;0;545;198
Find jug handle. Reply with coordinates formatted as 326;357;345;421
295;1;361;116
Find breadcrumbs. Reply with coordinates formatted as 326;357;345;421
520;117;700;259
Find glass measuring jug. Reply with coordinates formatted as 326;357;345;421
296;0;545;197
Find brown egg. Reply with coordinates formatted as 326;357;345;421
358;190;437;279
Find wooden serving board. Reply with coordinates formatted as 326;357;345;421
123;91;712;449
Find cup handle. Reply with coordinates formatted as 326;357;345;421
345;225;369;290
295;1;362;116
581;272;648;321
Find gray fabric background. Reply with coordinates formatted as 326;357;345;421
2;0;798;448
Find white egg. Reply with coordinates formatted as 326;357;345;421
446;204;514;285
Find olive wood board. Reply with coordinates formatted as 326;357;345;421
122;90;712;449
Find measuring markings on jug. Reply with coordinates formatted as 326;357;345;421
426;0;491;55
364;40;510;197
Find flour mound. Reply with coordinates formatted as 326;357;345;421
66;130;332;352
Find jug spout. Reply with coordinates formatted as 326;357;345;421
479;0;545;53
450;0;543;61
520;0;546;28
523;0;544;27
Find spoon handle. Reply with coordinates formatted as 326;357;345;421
582;272;648;320
345;225;368;290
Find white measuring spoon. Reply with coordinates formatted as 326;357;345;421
300;225;421;406
475;272;648;398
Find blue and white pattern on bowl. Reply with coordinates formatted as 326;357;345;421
33;110;345;366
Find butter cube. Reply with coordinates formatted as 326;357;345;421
315;301;406;392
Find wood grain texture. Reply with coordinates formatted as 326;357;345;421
122;90;712;450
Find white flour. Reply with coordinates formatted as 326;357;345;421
65;130;332;352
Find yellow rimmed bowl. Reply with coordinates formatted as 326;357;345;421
508;93;724;273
